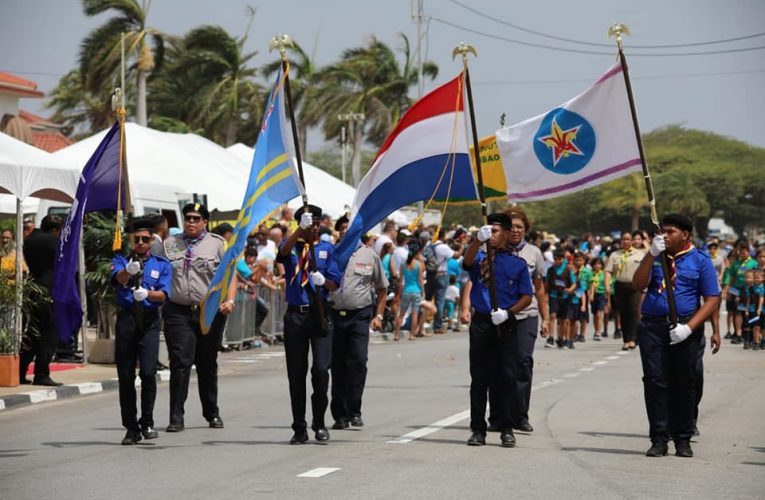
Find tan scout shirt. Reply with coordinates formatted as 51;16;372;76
516;244;546;320
162;232;226;306
330;245;388;310
605;247;645;284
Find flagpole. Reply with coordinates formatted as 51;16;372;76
452;43;500;335
269;33;328;331
609;23;678;327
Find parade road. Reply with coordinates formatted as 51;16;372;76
1;330;763;500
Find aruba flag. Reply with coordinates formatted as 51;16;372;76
332;73;478;270
200;68;302;333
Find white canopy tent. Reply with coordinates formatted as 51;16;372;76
226;143;355;218
53;123;248;212
0;132;79;353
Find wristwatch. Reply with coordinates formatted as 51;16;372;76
376;314;384;321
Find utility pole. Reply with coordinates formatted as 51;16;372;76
338;112;365;186
412;0;425;217
340;125;347;184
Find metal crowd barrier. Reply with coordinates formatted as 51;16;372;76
221;286;287;345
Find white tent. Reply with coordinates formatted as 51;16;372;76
227;143;355;218
53;123;248;211
0;132;79;352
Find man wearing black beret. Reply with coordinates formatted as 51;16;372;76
633;213;720;458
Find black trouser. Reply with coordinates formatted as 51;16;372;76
283;304;332;432
615;281;641;343
163;302;226;425
638;316;702;444
19;300;57;380
115;308;160;430
489;316;538;427
255;296;268;330
469;313;516;434
694;333;705;424
330;306;372;422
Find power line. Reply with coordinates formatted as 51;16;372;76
446;0;765;49
431;17;765;57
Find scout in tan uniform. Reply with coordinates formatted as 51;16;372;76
605;231;646;350
329;240;388;429
161;203;230;432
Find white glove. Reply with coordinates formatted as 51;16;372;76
310;271;326;287
125;259;141;275
669;323;692;345
477;225;492;243
300;212;313;230
491;308;509;325
650;234;666;257
132;287;149;302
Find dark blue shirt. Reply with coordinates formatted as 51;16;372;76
465;251;533;314
277;240;341;305
641;247;720;317
110;254;172;310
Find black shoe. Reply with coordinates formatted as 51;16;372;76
744;340;751;350
467;432;486;446
290;429;309;445
602;331;608;338
487;423;501;433
156;361;168;371
593;334;602;341
576;334;585;343
208;416;224;429
121;429;142;445
500;431;516;448
645;442;668;457
514;421;534;433
675;440;693;458
166;423;184;433
140;426;159;439
20;377;31;384
693;425;700;436
614;330;622;339
724;332;732;339
731;336;742;344
556;338;564;349
544;337;555;348
332;419;349;430
33;376;62;387
350;415;364;427
314;428;330;442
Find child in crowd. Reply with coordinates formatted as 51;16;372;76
589;257;607;341
569;252;592;344
545;249;577;349
748;269;764;351
444;275;460;331
741;269;756;349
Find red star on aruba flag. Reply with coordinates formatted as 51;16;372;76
537;118;584;167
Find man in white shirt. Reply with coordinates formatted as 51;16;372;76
424;230;455;334
373;220;397;255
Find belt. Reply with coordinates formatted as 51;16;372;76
287;304;310;313
170;302;200;311
641;313;695;324
333;305;372;317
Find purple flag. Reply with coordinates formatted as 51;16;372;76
53;122;124;342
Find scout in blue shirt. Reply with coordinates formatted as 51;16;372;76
632;213;720;459
462;212;533;449
109;217;172;446
276;204;340;445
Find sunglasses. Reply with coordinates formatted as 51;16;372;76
134;236;153;244
184;215;203;223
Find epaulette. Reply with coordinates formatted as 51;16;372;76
208;232;226;243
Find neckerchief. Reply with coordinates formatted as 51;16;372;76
505;240;527;256
479;246;506;283
291;239;317;287
658;242;693;294
182;231;207;271
592;270;603;289
614;247;633;277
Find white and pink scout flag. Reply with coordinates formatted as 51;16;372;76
496;63;642;202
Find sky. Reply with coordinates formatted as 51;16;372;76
1;0;764;152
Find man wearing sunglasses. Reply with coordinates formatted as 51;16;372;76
111;217;172;445
161;203;229;433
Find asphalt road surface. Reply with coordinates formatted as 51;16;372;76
1;328;763;500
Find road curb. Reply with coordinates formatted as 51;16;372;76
0;371;171;413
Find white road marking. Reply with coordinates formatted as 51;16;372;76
28;390;57;403
616;351;630;356
388;379;563;444
0;399;5;410
297;467;340;478
578;367;595;372
563;373;580;378
606;355;620;360
592;361;608;366
158;371;171;382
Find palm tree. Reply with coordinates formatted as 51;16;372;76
46;69;117;137
262;40;322;153
79;0;164;126
599;173;648;231
314;34;438;186
149;17;262;146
